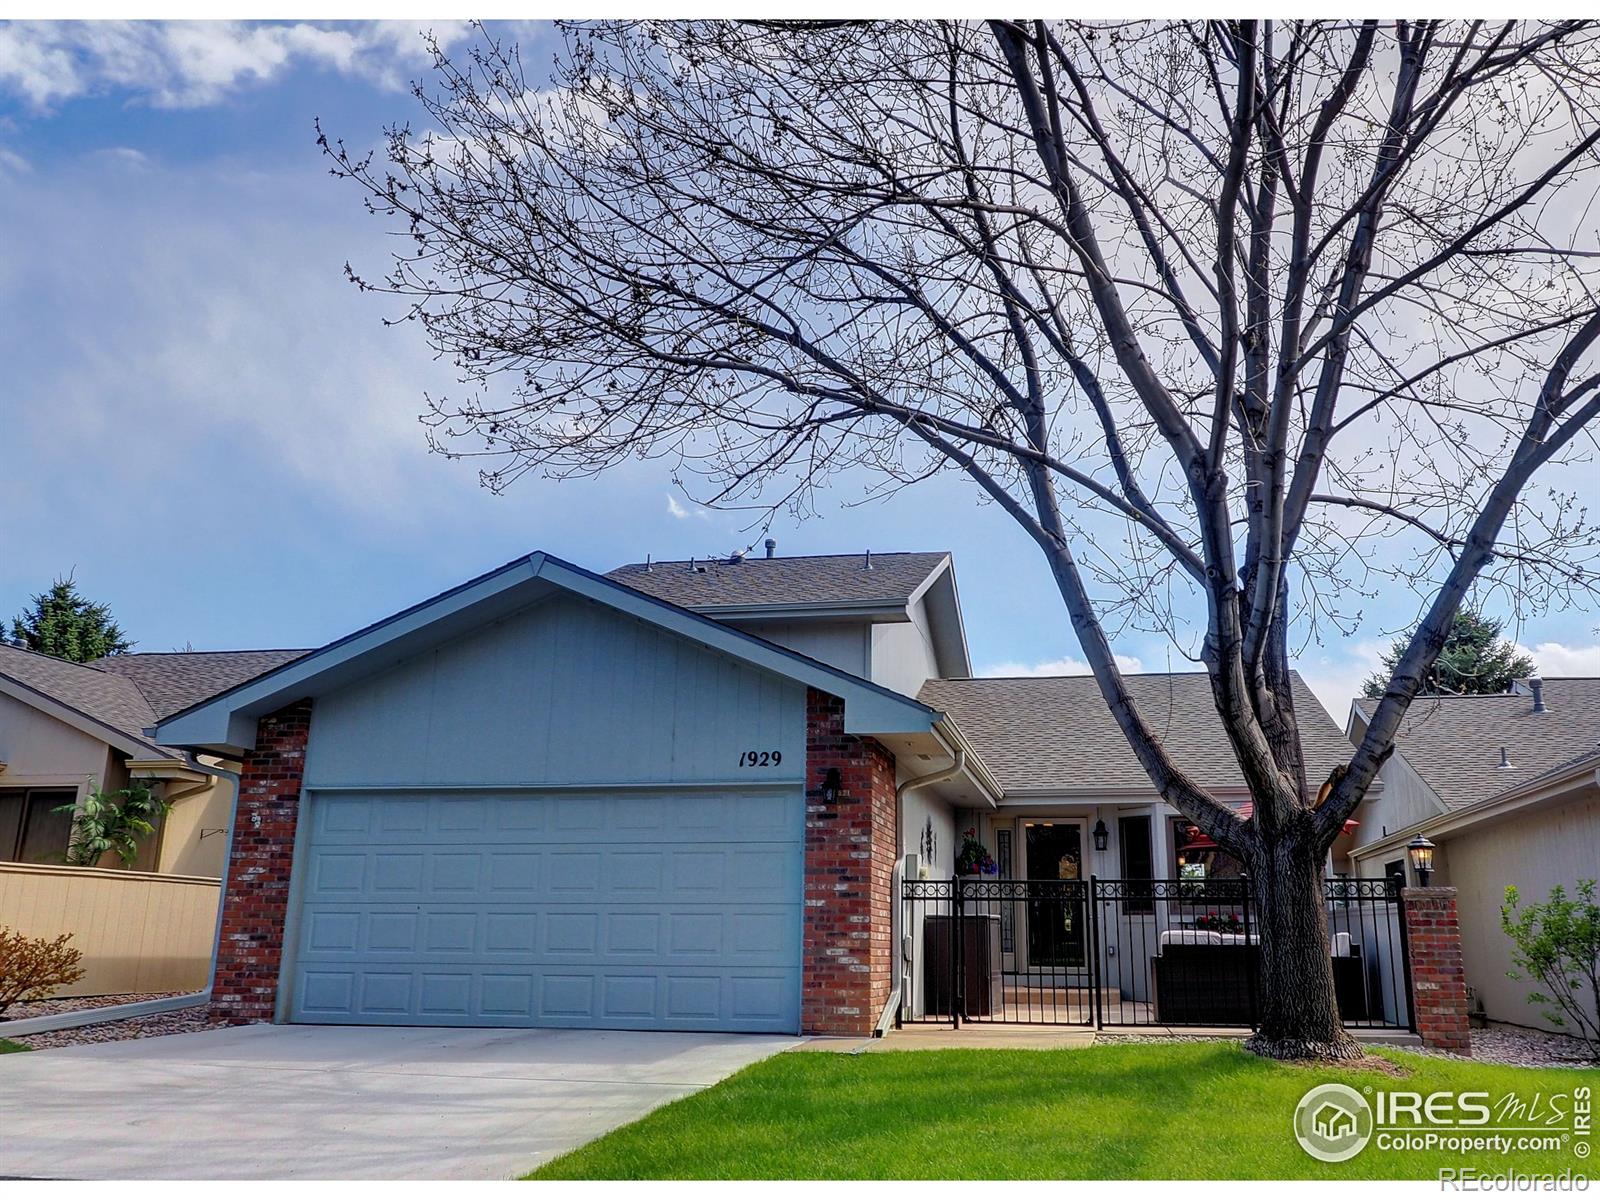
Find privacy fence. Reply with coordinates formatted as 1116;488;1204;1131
0;862;220;997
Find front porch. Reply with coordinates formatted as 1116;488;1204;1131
898;873;1414;1034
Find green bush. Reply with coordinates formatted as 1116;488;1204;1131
54;780;171;869
1500;879;1600;1062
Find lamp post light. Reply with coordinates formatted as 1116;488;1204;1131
1406;834;1436;887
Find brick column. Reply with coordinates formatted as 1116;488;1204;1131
802;687;897;1036
1402;886;1471;1054
211;700;312;1024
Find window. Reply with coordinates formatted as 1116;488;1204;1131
0;789;76;864
1118;815;1154;913
1171;816;1246;880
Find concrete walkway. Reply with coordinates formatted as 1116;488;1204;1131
0;1024;798;1180
804;1025;1420;1052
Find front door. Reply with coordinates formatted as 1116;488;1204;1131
1024;820;1086;968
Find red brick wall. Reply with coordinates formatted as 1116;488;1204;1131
211;700;312;1025
802;688;898;1037
1403;886;1472;1054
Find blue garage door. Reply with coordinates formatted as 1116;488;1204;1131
286;788;802;1032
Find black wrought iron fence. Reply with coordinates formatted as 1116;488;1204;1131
899;877;1094;1026
900;876;1412;1031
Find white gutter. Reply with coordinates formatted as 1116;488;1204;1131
3;757;241;1039
880;747;969;1035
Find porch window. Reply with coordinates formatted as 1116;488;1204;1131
1171;816;1246;880
1118;815;1154;913
0;788;76;864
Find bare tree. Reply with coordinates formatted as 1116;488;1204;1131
326;19;1600;1059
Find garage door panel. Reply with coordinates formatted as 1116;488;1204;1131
302;846;798;905
308;791;798;847
294;906;795;967
291;963;797;1029
289;788;801;1032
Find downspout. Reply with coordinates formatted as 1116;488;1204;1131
0;756;240;1039
879;747;967;1036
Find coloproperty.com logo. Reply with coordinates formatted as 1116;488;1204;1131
1294;1082;1593;1167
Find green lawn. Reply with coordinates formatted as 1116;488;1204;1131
0;1038;31;1054
530;1042;1598;1180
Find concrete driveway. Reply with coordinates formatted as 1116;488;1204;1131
0;1023;798;1179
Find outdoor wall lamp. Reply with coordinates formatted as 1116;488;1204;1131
1406;834;1436;887
1092;819;1109;852
820;767;842;805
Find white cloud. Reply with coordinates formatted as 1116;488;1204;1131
0;146;30;175
981;652;1145;677
665;493;714;521
0;154;451;517
0;21;471;110
1295;640;1386;718
1521;641;1600;676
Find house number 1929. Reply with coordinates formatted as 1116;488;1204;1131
739;750;782;767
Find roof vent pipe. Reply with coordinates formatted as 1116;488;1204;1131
864;549;873;570
1529;677;1546;713
1499;747;1513;769
764;538;777;559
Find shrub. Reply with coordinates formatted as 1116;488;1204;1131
0;926;86;1018
1500;880;1600;1062
55;780;171;868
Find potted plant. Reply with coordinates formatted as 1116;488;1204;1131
955;828;998;877
1193;910;1246;935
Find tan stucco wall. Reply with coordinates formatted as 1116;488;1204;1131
0;690;114;803
154;773;232;877
1438;787;1600;1031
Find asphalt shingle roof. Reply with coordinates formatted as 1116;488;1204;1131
0;643;158;745
94;650;309;721
1353;678;1600;810
607;551;949;611
0;644;309;752
918;671;1353;796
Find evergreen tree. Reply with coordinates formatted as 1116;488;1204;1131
1363;608;1536;698
8;577;133;663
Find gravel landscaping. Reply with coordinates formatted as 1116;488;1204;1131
1;991;183;1023
1097;1025;1595;1068
1444;1023;1596;1069
4;1003;226;1051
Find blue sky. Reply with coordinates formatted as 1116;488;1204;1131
3;20;1598;713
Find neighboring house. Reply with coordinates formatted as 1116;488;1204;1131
0;644;305;997
151;548;1385;1038
0;645;305;875
1341;679;1600;1031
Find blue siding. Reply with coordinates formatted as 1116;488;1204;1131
303;596;805;789
286;592;807;1032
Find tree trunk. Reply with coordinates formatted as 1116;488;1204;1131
1242;832;1364;1060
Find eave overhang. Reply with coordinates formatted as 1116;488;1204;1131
155;552;950;756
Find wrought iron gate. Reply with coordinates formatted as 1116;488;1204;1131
900;877;1095;1026
901;876;1412;1031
